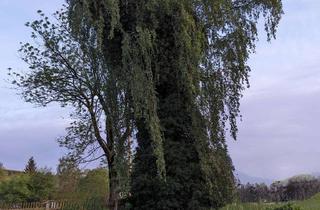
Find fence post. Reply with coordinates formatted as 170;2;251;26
45;201;50;210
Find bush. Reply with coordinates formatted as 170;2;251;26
268;203;302;210
0;175;31;203
0;170;56;203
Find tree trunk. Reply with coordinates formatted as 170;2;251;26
107;157;118;210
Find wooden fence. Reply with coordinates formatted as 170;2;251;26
0;199;107;210
0;201;65;210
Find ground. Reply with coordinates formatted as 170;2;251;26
221;193;320;210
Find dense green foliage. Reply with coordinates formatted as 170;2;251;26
55;158;110;200
27;169;56;202
67;0;283;209
56;158;82;199
0;175;31;203
78;168;109;199
0;171;55;203
0;160;54;203
0;158;109;204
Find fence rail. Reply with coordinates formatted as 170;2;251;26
0;199;107;210
0;200;65;210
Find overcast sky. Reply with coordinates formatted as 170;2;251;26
0;0;319;181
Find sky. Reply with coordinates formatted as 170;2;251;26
0;0;319;181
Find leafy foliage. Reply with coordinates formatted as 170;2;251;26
66;0;283;209
0;175;31;203
0;170;55;203
28;169;56;202
12;7;132;208
78;168;109;199
55;157;82;199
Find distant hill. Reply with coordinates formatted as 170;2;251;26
234;170;273;185
275;174;318;186
235;171;320;186
0;168;24;176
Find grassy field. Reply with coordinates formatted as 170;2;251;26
221;193;320;210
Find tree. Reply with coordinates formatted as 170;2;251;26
77;168;109;199
67;0;283;209
27;169;56;202
25;157;37;174
0;163;5;180
55;157;82;199
12;8;132;209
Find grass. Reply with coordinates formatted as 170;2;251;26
294;193;320;210
221;193;320;210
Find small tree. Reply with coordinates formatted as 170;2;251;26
55;157;81;199
25;157;37;174
27;169;56;202
0;163;5;180
77;168;109;199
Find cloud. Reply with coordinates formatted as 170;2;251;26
229;88;320;180
0;0;66;171
226;0;320;180
0;111;68;171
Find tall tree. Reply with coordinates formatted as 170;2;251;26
25;157;37;174
67;0;283;209
12;9;132;209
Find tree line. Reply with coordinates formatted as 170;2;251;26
0;158;108;204
237;175;320;203
10;0;283;209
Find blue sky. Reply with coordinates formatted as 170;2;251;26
0;0;66;172
0;0;320;181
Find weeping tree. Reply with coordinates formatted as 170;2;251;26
12;8;132;209
63;0;284;209
66;0;283;209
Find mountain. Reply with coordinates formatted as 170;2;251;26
234;170;273;185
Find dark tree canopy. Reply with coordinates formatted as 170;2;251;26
66;1;282;209
25;157;37;174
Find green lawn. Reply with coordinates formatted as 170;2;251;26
221;193;320;210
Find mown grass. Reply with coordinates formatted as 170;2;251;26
59;193;320;210
221;193;320;210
